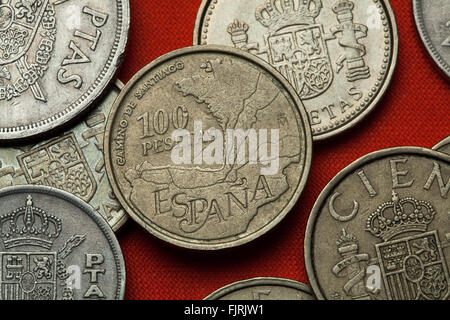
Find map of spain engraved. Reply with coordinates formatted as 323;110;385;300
105;47;312;250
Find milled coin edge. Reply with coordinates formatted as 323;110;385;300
304;146;450;300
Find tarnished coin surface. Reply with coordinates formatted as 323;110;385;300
0;81;128;232
0;0;129;140
433;136;450;155
305;147;450;300
413;0;450;78
205;278;315;300
105;46;312;250
194;0;398;140
0;185;125;300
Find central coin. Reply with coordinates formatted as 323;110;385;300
104;46;312;250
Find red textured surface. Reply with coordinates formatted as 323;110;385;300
116;0;450;300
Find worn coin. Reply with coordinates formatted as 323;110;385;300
305;147;450;300
0;0;129;141
0;80;128;232
0;185;125;300
433;136;450;155
104;45;313;250
413;0;450;78
194;0;398;140
205;277;315;300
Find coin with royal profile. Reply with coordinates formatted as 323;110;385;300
433;136;450;155
104;45;313;250
0;185;126;300
413;0;450;79
305;147;450;300
0;0;130;141
194;0;398;140
205;277;315;300
0;80;128;232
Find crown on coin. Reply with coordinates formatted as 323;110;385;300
0;195;62;249
256;0;322;32
332;0;354;14
227;19;249;36
366;191;435;241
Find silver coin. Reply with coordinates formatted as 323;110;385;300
205;277;315;300
104;45;312;250
433;135;450;155
0;0;130;141
305;147;450;300
413;0;450;78
194;0;398;140
0;185;125;300
0;80;128;232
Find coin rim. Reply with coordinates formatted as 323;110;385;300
104;45;313;250
0;184;126;299
413;0;450;79
193;0;399;141
204;277;313;300
432;135;450;152
0;0;131;141
109;79;129;232
304;146;450;300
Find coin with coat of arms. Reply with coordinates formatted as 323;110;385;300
305;147;450;300
194;0;398;140
0;80;128;232
104;46;313;250
0;185;125;300
433;136;450;155
413;0;450;78
0;0;129;141
204;277;315;300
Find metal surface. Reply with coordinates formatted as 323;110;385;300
104;45;313;250
433;136;450;155
0;185;125;300
194;0;398;140
305;147;450;300
204;277;315;300
0;80;128;232
413;0;450;78
0;0;130;140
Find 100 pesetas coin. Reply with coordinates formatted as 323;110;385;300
305;147;450;300
0;185;125;300
194;0;398;140
0;81;128;231
413;0;450;78
105;46;313;250
205;277;315;300
433;136;450;155
0;0;129;140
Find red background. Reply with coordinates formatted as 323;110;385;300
116;0;450;300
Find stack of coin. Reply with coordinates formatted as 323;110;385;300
0;0;447;301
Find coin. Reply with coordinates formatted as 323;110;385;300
194;0;398;140
0;0;130;141
104;45;313;250
305;147;450;300
0;185;125;300
413;0;450;78
433;136;450;155
204;277;315;300
0;80;128;232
